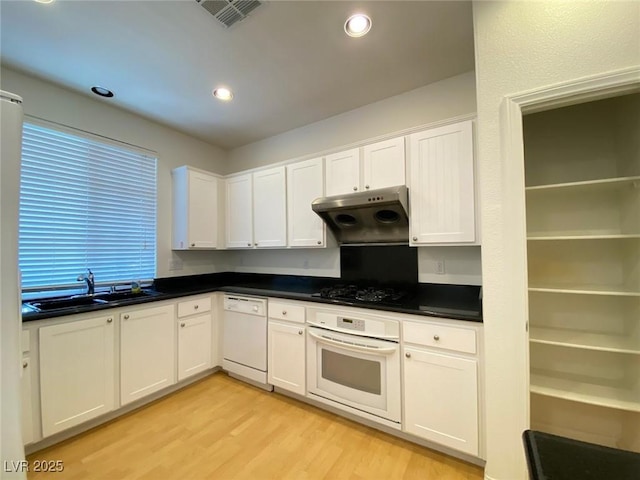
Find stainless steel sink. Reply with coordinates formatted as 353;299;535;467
24;290;160;313
27;296;109;311
94;290;158;302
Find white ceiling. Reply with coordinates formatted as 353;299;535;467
0;1;475;150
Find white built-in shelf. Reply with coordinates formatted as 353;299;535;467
525;175;640;192
530;370;640;413
529;327;640;355
528;284;640;297
528;234;640;241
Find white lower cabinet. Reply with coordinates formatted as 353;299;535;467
21;329;33;445
21;356;33;445
39;315;115;437
177;296;212;381
120;304;175;405
268;300;306;395
402;320;480;456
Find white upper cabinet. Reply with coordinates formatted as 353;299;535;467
408;120;476;244
172;166;221;250
226;168;287;249
326;137;406;196
225;173;253;248
362;137;406;190
325;148;361;196
253;166;287;248
286;157;325;247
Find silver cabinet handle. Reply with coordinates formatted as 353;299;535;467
23;361;28;368
405;352;411;358
254;243;258;246
412;236;418;241
123;314;130;320
107;318;113;323
194;305;199;310
433;335;440;341
191;243;195;247
353;186;358;191
317;240;321;245
365;185;370;189
180;322;186;328
247;242;251;246
298;330;303;335
282;310;287;315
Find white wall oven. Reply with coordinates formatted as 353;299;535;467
306;307;401;429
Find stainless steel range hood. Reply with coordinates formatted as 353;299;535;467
311;185;409;244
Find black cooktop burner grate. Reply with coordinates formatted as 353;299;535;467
317;284;409;305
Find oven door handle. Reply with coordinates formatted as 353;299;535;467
307;330;398;355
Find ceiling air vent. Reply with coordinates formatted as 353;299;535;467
196;0;262;28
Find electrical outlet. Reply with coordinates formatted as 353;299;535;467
436;259;445;275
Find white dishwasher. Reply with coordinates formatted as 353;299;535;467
222;295;272;390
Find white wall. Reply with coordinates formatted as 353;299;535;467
472;2;640;479
226;71;482;285
0;67;229;278
227;249;341;278
226;71;477;174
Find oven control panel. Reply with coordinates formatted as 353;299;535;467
308;309;400;340
337;317;365;332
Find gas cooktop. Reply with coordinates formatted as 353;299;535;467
312;284;412;306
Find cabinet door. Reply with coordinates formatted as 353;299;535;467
253;166;287;248
21;356;33;445
40;315;115;437
325;148;361;196
172;166;219;250
287;158;325;247
403;346;478;455
268;321;305;396
408;121;475;244
178;313;212;381
362;137;406;190
187;170;218;248
225;174;253;248
120;305;175;405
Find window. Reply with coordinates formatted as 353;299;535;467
19;121;157;293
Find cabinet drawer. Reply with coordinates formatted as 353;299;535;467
268;301;305;324
403;321;476;354
177;296;212;318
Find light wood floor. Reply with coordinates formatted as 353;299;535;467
27;372;484;479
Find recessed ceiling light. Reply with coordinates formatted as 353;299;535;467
91;86;114;98
34;0;54;3
213;87;233;101
344;13;371;38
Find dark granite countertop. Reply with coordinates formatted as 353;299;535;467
22;272;482;323
523;430;640;480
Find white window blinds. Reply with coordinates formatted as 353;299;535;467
19;122;157;291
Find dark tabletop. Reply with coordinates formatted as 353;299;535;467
23;272;483;323
523;430;640;480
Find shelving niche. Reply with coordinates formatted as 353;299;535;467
524;92;640;453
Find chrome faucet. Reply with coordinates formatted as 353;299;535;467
77;269;95;295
